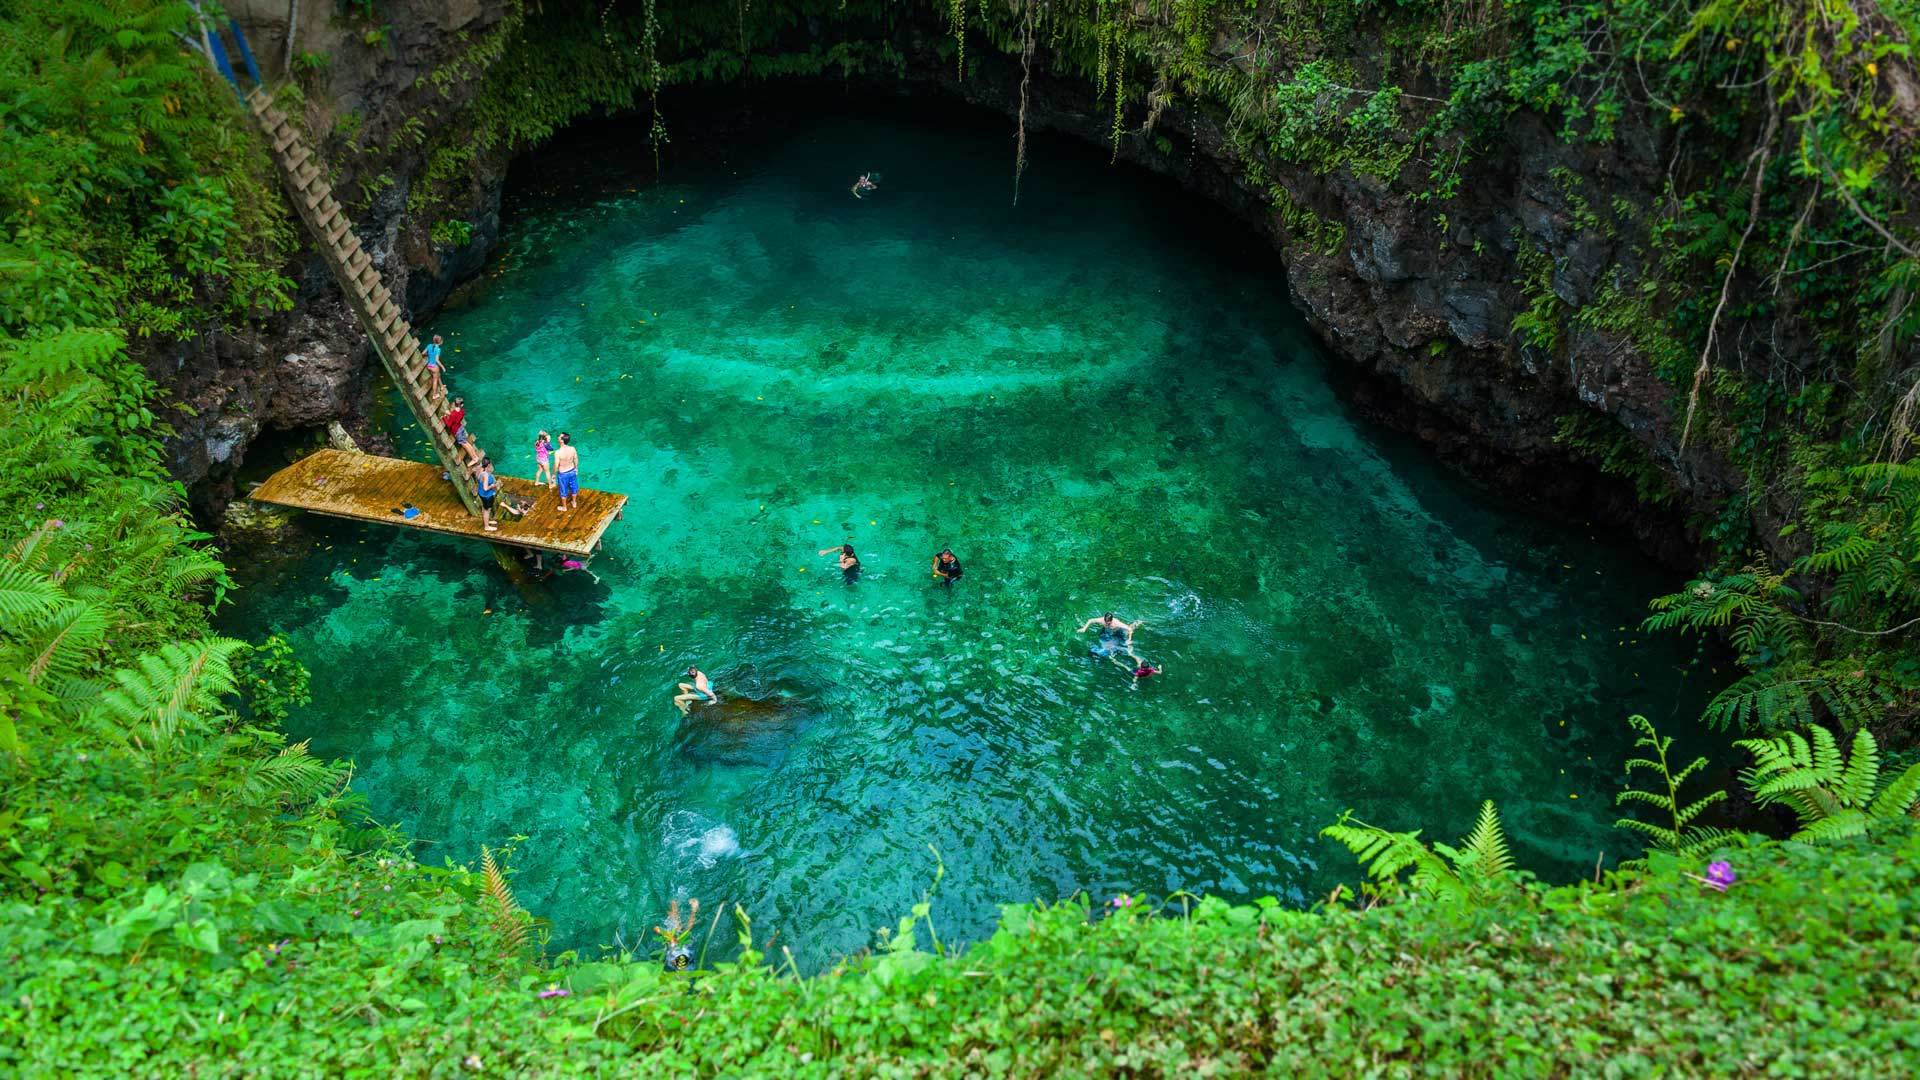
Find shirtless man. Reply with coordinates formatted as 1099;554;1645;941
673;666;719;715
1077;612;1143;661
553;432;580;512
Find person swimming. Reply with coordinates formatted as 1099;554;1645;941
1078;612;1142;660
851;173;878;199
819;543;861;583
932;548;963;587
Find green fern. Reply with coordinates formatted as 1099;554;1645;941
1737;726;1920;842
1323;799;1515;906
1614;715;1731;866
87;638;243;751
236;740;342;806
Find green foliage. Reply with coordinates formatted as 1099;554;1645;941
1738;725;1920;842
6;823;1919;1073
1553;413;1675;506
0;0;293;337
1321;799;1516;906
1614;715;1733;865
236;633;312;725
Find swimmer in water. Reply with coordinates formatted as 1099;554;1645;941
932;548;963;587
673;666;719;715
1077;612;1143;660
819;543;861;583
851;173;878;199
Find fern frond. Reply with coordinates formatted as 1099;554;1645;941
1457;800;1514;881
236;740;341;805
1794;810;1870;844
91;637;242;749
0;559;66;624
1671;788;1728;827
1835;729;1881;806
19;600;108;685
480;845;530;956
1808;725;1844;782
1867;762;1920;821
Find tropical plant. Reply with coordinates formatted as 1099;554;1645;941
1321;799;1515;905
1737;725;1920;843
1614;715;1734;865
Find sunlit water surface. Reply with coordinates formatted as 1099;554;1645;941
223;109;1704;965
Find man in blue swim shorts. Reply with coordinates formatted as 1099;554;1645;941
1077;612;1143;662
553;432;580;512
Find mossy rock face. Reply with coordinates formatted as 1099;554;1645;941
223;497;299;540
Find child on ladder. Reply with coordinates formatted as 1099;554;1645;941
424;334;448;400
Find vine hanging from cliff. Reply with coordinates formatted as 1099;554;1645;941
1013;0;1035;205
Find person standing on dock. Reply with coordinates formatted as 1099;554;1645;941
424;334;447;399
534;430;554;488
553;432;580;512
476;457;500;532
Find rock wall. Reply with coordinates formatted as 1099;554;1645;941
917;39;1731;566
169;7;1738;570
161;0;508;514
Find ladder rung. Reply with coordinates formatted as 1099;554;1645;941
387;323;412;350
303;185;329;211
358;266;381;292
285;145;311;171
373;307;399;335
293;164;321;191
273;129;300;155
325;218;352;246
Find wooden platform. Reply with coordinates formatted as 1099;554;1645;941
249;450;626;558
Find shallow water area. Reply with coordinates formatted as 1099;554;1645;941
223;106;1706;965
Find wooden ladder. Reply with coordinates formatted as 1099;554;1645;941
245;87;489;517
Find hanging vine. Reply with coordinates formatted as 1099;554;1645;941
949;0;966;79
1013;0;1036;206
641;0;669;174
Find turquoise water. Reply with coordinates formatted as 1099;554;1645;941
224;109;1704;965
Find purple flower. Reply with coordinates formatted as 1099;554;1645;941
537;984;570;1000
1109;895;1133;909
1704;861;1736;891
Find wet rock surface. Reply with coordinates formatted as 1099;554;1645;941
170;9;1741;570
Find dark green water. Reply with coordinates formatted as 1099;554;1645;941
223;108;1704;965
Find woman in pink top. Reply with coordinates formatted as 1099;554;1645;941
533;430;554;488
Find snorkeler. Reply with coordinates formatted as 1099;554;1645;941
819;543;862;583
674;666;719;715
931;548;963;587
851;173;878;199
1078;612;1143;660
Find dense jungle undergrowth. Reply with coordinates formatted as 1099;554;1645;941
3;0;1920;1073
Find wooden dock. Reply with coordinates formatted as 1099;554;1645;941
250;450;625;558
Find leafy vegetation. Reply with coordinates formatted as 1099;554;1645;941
6;0;1920;1072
